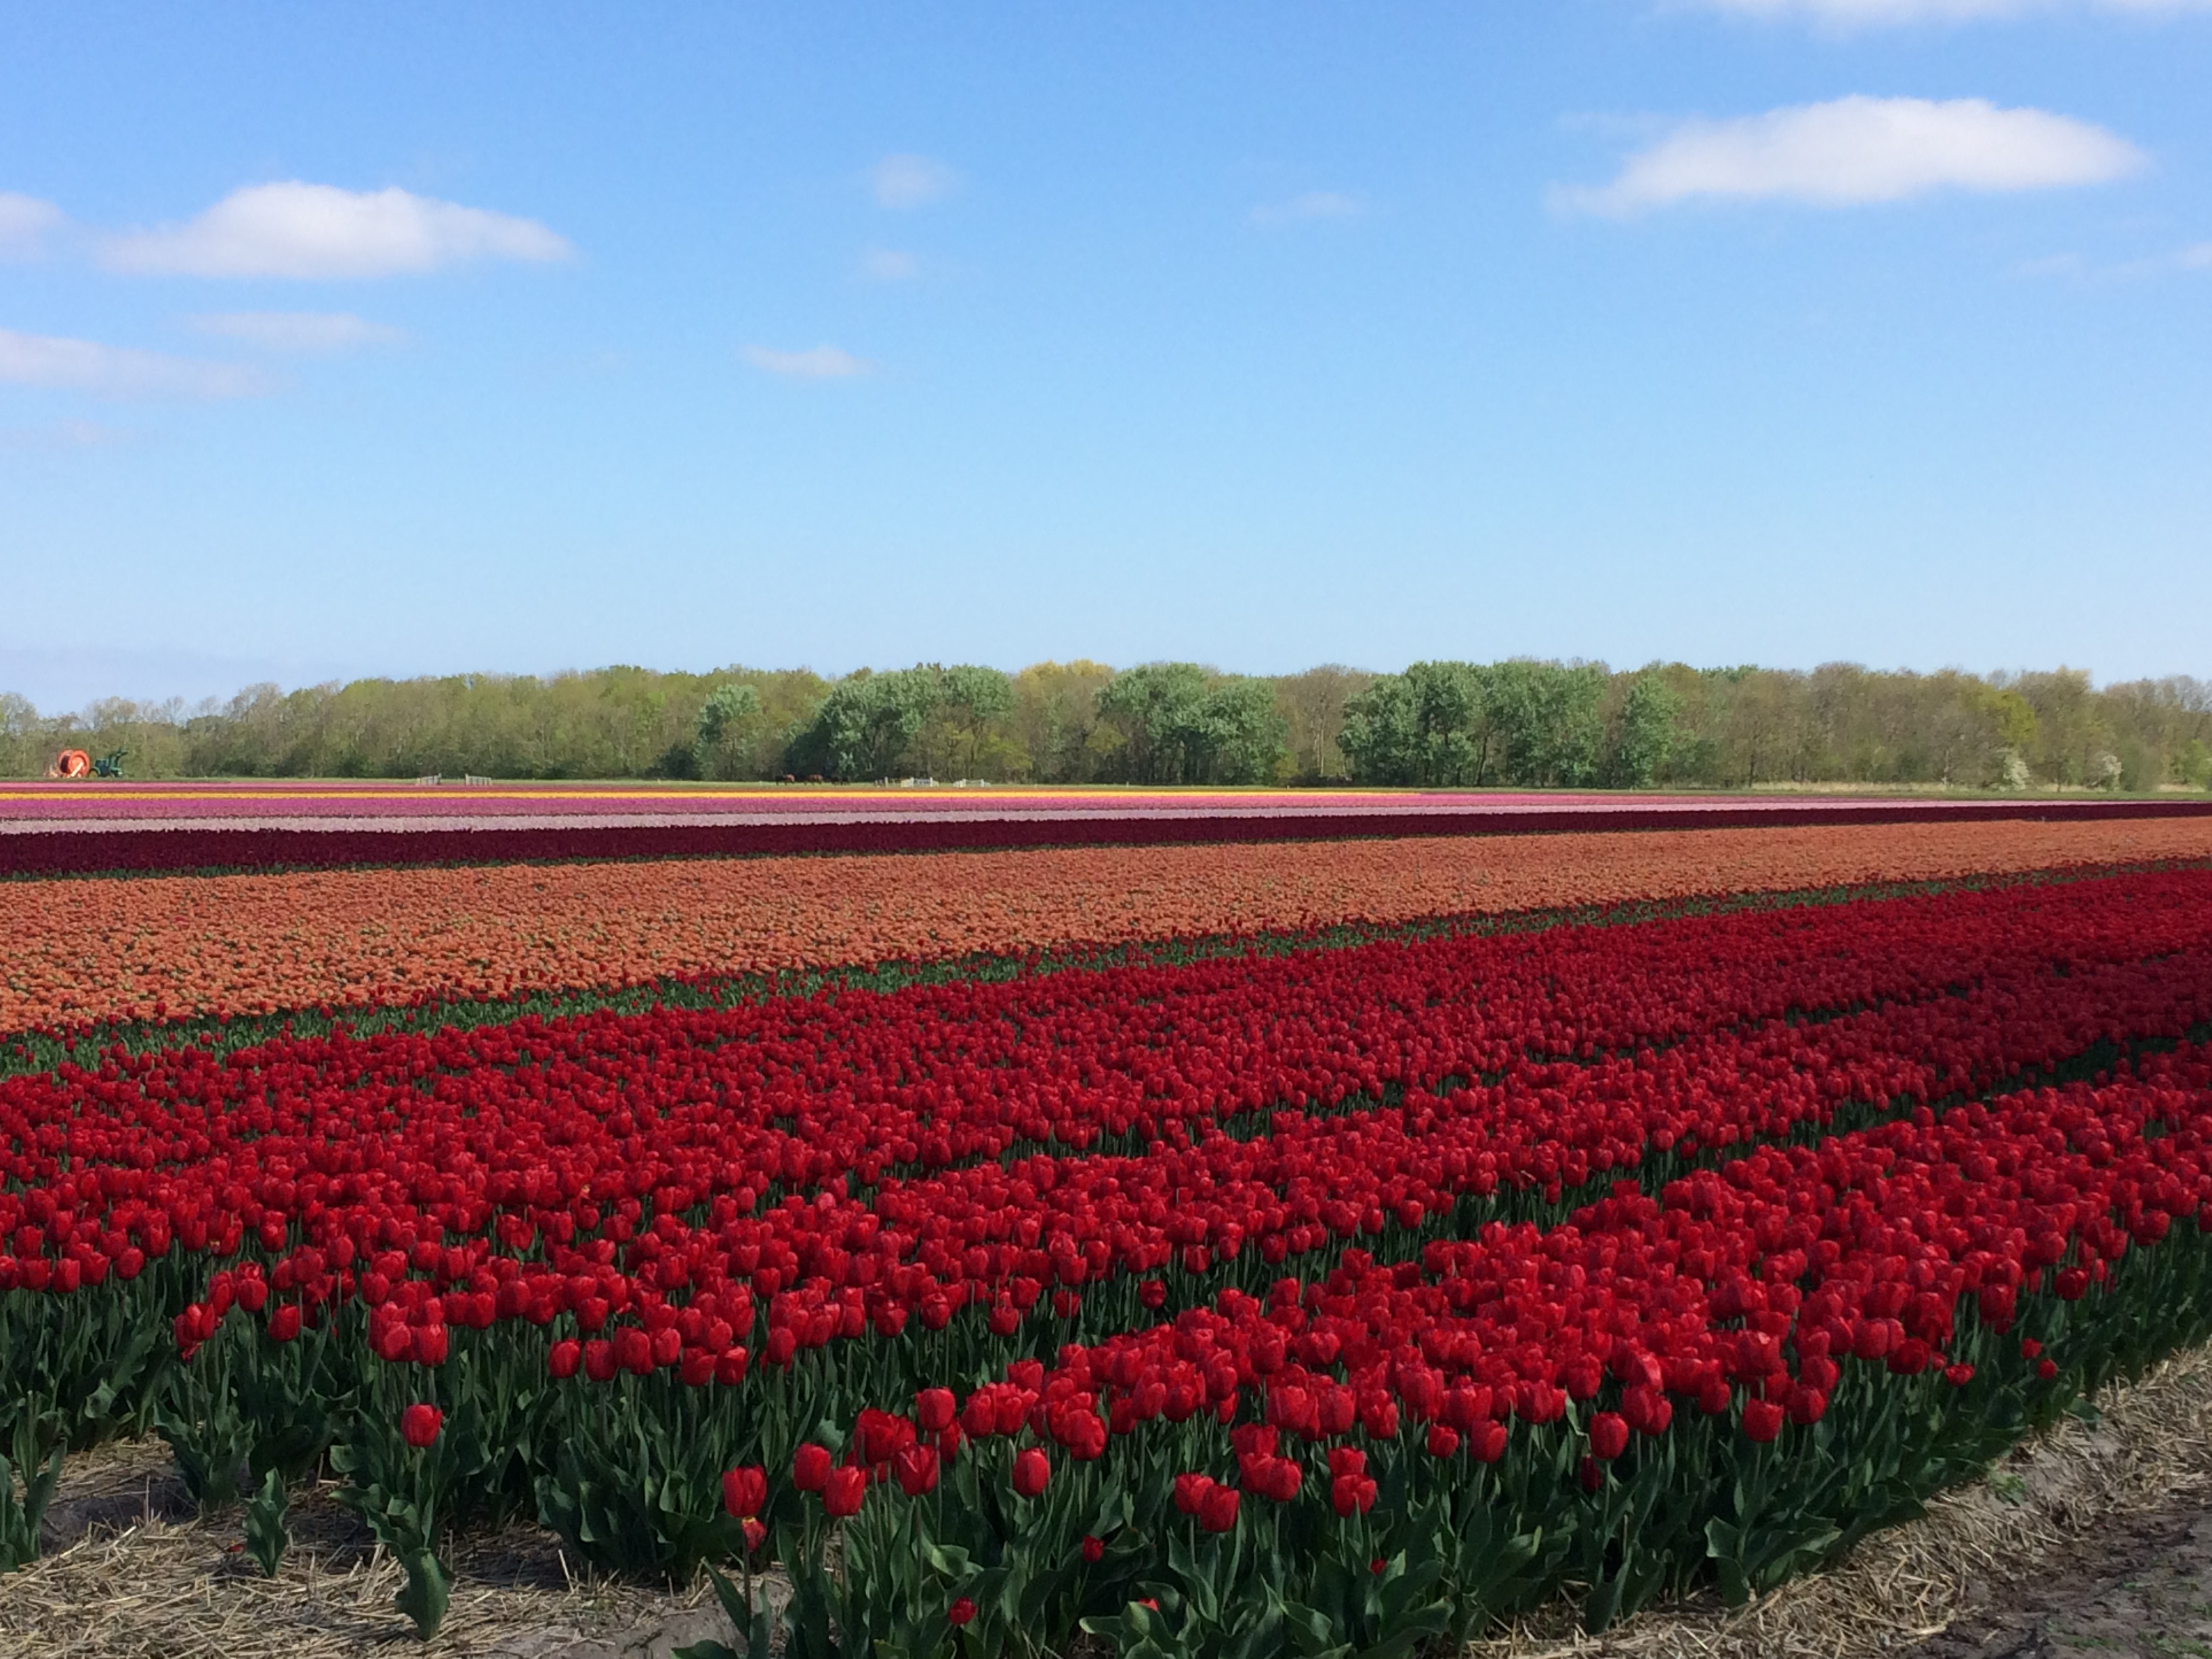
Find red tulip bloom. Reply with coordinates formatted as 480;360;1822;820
1469;1420;1509;1464
915;1387;957;1433
948;1597;977;1627
722;1465;767;1519
1742;1399;1786;1443
1588;1412;1629;1461
1198;1483;1241;1534
823;1465;867;1518
1012;1446;1050;1498
1082;1534;1105;1563
793;1443;833;1492
267;1303;302;1343
401;1403;443;1448
894;1444;941;1497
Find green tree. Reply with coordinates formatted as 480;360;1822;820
1605;672;1678;787
691;682;764;779
1273;665;1375;781
1094;663;1284;784
921;665;1016;779
1338;661;1495;786
1007;661;1117;782
1486;660;1607;786
785;667;947;781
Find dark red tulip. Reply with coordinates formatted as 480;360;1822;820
401;1403;443;1448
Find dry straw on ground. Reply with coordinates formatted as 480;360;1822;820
9;1345;2212;1659
0;1441;716;1659
1471;1344;2212;1659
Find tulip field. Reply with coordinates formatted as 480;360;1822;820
7;800;2212;1656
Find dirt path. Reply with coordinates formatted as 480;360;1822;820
1910;1500;2212;1659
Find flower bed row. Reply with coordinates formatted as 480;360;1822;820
9;796;2211;880
8;874;2209;1370
5;869;2212;1649
9;1050;2209;1652
737;1055;2212;1656
9;816;2212;1035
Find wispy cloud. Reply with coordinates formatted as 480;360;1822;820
101;182;571;279
188;311;406;353
1250;191;1367;226
0;327;272;398
0;417;135;451
1689;0;2212;26
869;155;959;210
2014;239;2212;279
859;247;924;282
1556;96;2145;215
0;192;65;260
741;344;875;381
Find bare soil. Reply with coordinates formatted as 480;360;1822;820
1907;1500;2212;1659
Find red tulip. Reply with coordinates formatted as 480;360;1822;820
1588;1412;1629;1461
915;1387;956;1433
1012;1446;1050;1498
823;1465;867;1518
894;1444;940;1496
793;1443;833;1492
722;1465;767;1519
1742;1399;1786;1443
401;1403;443;1448
1198;1483;1241;1534
948;1597;977;1627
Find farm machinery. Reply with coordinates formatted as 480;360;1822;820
47;749;126;779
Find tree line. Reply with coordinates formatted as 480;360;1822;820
4;659;2209;792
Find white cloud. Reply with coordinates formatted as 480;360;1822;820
0;327;272;398
0;417;134;450
860;247;924;282
1250;191;1367;226
1692;0;2212;24
0;193;65;260
2016;240;2212;279
188;310;406;352
101;182;571;279
1557;96;2145;214
869;155;959;210
741;344;875;381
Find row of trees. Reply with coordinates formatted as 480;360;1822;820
5;661;2209;791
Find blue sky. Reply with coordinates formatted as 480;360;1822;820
2;1;2209;710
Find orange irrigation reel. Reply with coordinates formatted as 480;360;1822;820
47;750;92;779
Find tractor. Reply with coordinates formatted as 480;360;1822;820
46;749;126;779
